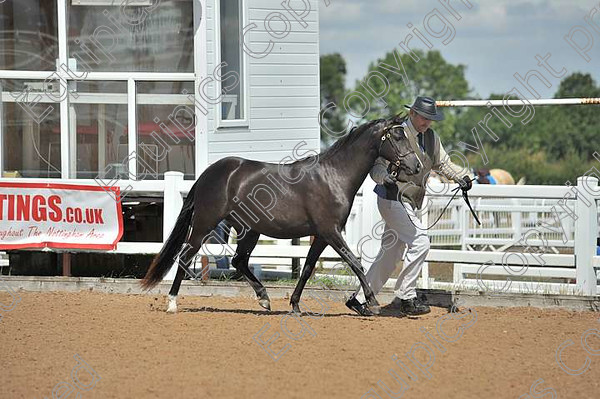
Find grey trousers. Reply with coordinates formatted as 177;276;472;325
355;196;430;302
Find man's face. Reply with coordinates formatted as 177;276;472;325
409;110;433;133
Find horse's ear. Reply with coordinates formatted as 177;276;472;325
392;112;408;124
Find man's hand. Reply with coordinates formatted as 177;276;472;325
383;173;397;185
459;175;473;191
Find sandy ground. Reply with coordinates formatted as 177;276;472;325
0;291;599;399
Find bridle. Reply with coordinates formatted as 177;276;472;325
378;124;416;178
378;124;481;230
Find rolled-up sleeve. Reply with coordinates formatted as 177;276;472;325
436;142;469;183
370;157;389;185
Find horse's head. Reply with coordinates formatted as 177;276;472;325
376;121;421;176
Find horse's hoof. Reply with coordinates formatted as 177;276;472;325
369;305;381;315
259;299;271;311
291;303;301;315
166;295;177;314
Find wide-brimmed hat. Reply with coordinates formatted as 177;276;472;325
404;96;444;121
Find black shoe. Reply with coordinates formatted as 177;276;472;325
401;297;431;316
382;297;403;310
345;295;374;316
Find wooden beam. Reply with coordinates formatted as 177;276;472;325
62;253;71;277
201;256;209;281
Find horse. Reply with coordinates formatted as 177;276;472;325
432;168;526;185
473;168;526;185
141;117;421;315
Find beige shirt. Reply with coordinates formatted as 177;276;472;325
370;118;467;185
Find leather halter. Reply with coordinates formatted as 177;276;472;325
379;124;416;178
378;124;481;230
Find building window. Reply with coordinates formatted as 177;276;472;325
136;81;195;180
69;81;128;179
219;0;244;122
1;79;61;178
0;0;58;71
68;0;194;73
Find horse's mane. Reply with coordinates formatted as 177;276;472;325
320;119;386;161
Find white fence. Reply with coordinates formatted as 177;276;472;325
357;175;599;296
130;172;600;297
2;172;599;296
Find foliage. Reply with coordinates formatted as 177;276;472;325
466;148;597;185
319;49;600;184
349;49;472;143
457;72;600;184
319;53;349;147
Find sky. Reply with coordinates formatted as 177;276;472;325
319;0;600;99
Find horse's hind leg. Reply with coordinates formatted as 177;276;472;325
166;235;205;314
167;266;186;313
166;216;227;313
290;237;328;314
230;230;270;310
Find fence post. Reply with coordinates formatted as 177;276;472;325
163;171;185;281
460;202;468;251
360;179;379;269
421;195;430;289
453;202;468;286
574;176;598;296
291;237;300;279
511;198;522;243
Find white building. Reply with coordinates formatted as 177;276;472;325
0;0;321;181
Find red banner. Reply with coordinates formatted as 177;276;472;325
0;182;123;250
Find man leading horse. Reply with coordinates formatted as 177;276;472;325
345;96;473;316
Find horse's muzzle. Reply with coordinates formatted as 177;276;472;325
405;160;421;176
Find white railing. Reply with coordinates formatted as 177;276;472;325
420;177;599;296
1;172;598;296
146;172;599;296
426;196;578;250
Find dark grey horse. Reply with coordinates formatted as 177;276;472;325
141;117;420;315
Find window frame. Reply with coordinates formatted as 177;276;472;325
0;0;208;180
214;0;249;129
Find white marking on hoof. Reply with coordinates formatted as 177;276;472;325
166;295;177;314
259;298;271;311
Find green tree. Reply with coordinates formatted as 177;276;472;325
457;72;600;184
320;49;599;185
555;72;599;98
349;49;471;144
319;53;348;147
549;73;600;159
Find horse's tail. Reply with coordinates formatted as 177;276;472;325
141;180;199;290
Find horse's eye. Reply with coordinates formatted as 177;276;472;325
392;130;405;140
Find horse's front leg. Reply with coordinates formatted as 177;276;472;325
290;237;328;314
322;230;380;315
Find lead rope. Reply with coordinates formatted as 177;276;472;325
461;185;482;226
398;177;481;231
